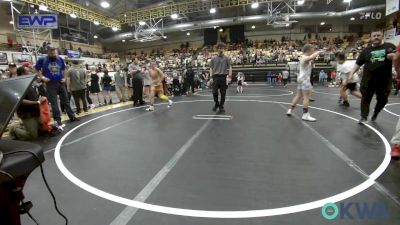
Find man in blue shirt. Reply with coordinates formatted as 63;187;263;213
319;70;327;86
35;45;78;127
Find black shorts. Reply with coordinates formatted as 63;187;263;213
345;83;357;92
238;80;242;86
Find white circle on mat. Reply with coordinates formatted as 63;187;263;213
384;102;400;117
54;100;391;218
198;89;293;98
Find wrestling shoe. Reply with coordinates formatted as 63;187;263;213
358;117;367;125
168;100;173;108
146;105;154;111
391;145;400;160
371;112;379;122
212;104;219;112
342;101;350;107
218;106;226;114
69;117;80;122
302;113;316;122
286;109;292;116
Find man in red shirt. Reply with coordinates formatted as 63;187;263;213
7;36;13;47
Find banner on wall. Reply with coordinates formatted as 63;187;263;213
53;27;93;45
204;25;245;45
0;53;8;65
17;14;58;29
386;0;400;16
12;53;32;64
67;50;81;59
385;28;397;40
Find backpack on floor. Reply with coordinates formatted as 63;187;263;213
39;99;52;133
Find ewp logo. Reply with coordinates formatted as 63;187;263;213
322;202;390;220
18;14;58;29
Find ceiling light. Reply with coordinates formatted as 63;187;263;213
186;32;190;36
100;1;110;8
251;25;255;29
39;5;48;11
112;27;118;31
163;36;167;39
171;13;178;19
139;21;146;26
297;0;305;5
219;28;223;32
140;40;144;42
9;21;14;24
210;8;216;14
350;17;355;21
93;35;98;39
320;21;325;25
30;4;34;8
93;21;100;25
70;13;77;18
176;24;192;28
286;23;290;27
343;0;352;3
122;40;125;42
124;13;127;17
251;2;259;9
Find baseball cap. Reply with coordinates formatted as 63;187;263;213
46;44;56;50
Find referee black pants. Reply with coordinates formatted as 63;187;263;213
212;75;227;107
360;83;391;119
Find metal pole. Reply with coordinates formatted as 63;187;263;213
10;2;16;31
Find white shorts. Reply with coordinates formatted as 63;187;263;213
297;80;313;91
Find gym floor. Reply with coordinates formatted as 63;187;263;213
20;84;400;225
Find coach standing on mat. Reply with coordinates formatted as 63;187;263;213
35;45;79;128
348;30;396;124
210;43;232;113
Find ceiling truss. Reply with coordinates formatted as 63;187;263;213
120;0;295;23
14;0;300;38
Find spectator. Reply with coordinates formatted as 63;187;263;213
66;60;88;114
282;70;289;87
7;63;17;78
34;45;79;128
9;66;47;140
7;36;13;48
185;66;195;95
88;66;103;106
114;66;127;102
101;69;113;105
319;70;327;86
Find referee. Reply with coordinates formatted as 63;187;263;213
210;43;232;113
348;30;396;124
